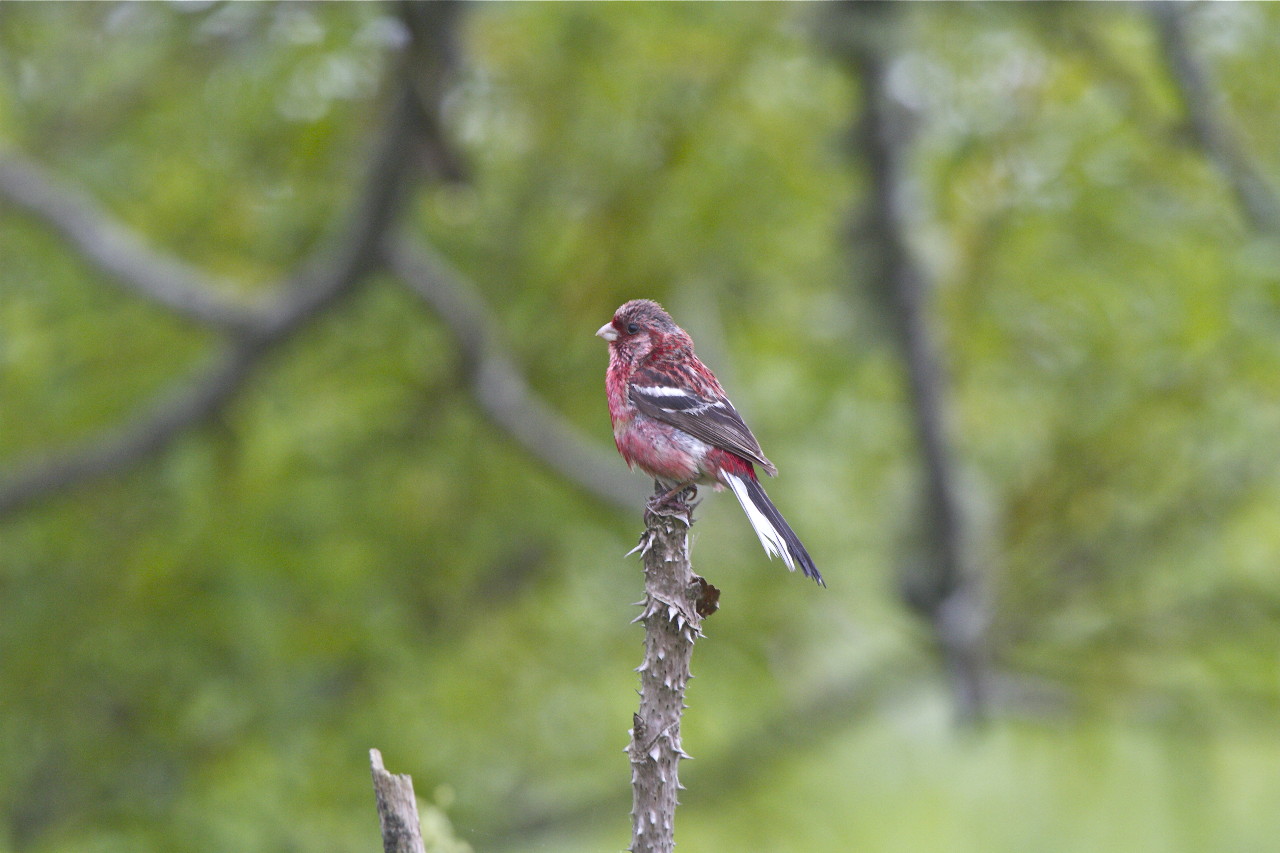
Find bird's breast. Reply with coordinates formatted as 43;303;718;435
615;415;705;484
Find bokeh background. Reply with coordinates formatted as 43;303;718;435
3;2;1280;851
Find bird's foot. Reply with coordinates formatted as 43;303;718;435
645;483;698;522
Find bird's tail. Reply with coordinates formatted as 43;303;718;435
724;472;824;586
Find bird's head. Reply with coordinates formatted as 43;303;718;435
596;299;688;365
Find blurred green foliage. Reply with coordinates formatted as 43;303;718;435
3;3;1280;852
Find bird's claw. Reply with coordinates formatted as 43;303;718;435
645;484;698;519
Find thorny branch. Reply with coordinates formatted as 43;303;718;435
627;487;711;853
480;654;911;851
479;652;1082;851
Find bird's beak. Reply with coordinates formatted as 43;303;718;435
596;322;618;342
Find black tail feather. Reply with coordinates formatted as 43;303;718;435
743;477;824;587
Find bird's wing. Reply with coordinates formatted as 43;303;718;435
629;368;777;475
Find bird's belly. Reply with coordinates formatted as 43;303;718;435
615;416;705;484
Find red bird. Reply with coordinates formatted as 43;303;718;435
597;299;823;586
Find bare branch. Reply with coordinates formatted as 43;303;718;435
369;749;427;853
479;651;1089;851
0;151;260;333
0;1;627;526
386;238;640;513
1151;1;1280;234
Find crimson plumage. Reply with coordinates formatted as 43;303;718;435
597;299;823;585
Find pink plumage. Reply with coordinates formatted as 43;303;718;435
597;299;822;585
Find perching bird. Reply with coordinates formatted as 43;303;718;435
597;299;823;586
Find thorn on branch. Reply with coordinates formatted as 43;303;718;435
627;529;656;559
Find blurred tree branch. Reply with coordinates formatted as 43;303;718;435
0;68;424;517
398;0;468;185
0;151;259;334
0;1;636;520
1028;9;1181;146
387;240;637;512
827;1;990;723
1152;1;1280;234
0;342;260;517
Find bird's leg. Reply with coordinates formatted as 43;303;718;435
646;480;698;516
634;481;698;554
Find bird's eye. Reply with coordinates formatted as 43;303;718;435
627;322;640;334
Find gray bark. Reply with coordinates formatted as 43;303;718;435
369;749;427;853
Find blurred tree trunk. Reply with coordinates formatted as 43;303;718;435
1151;1;1280;234
827;1;990;723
